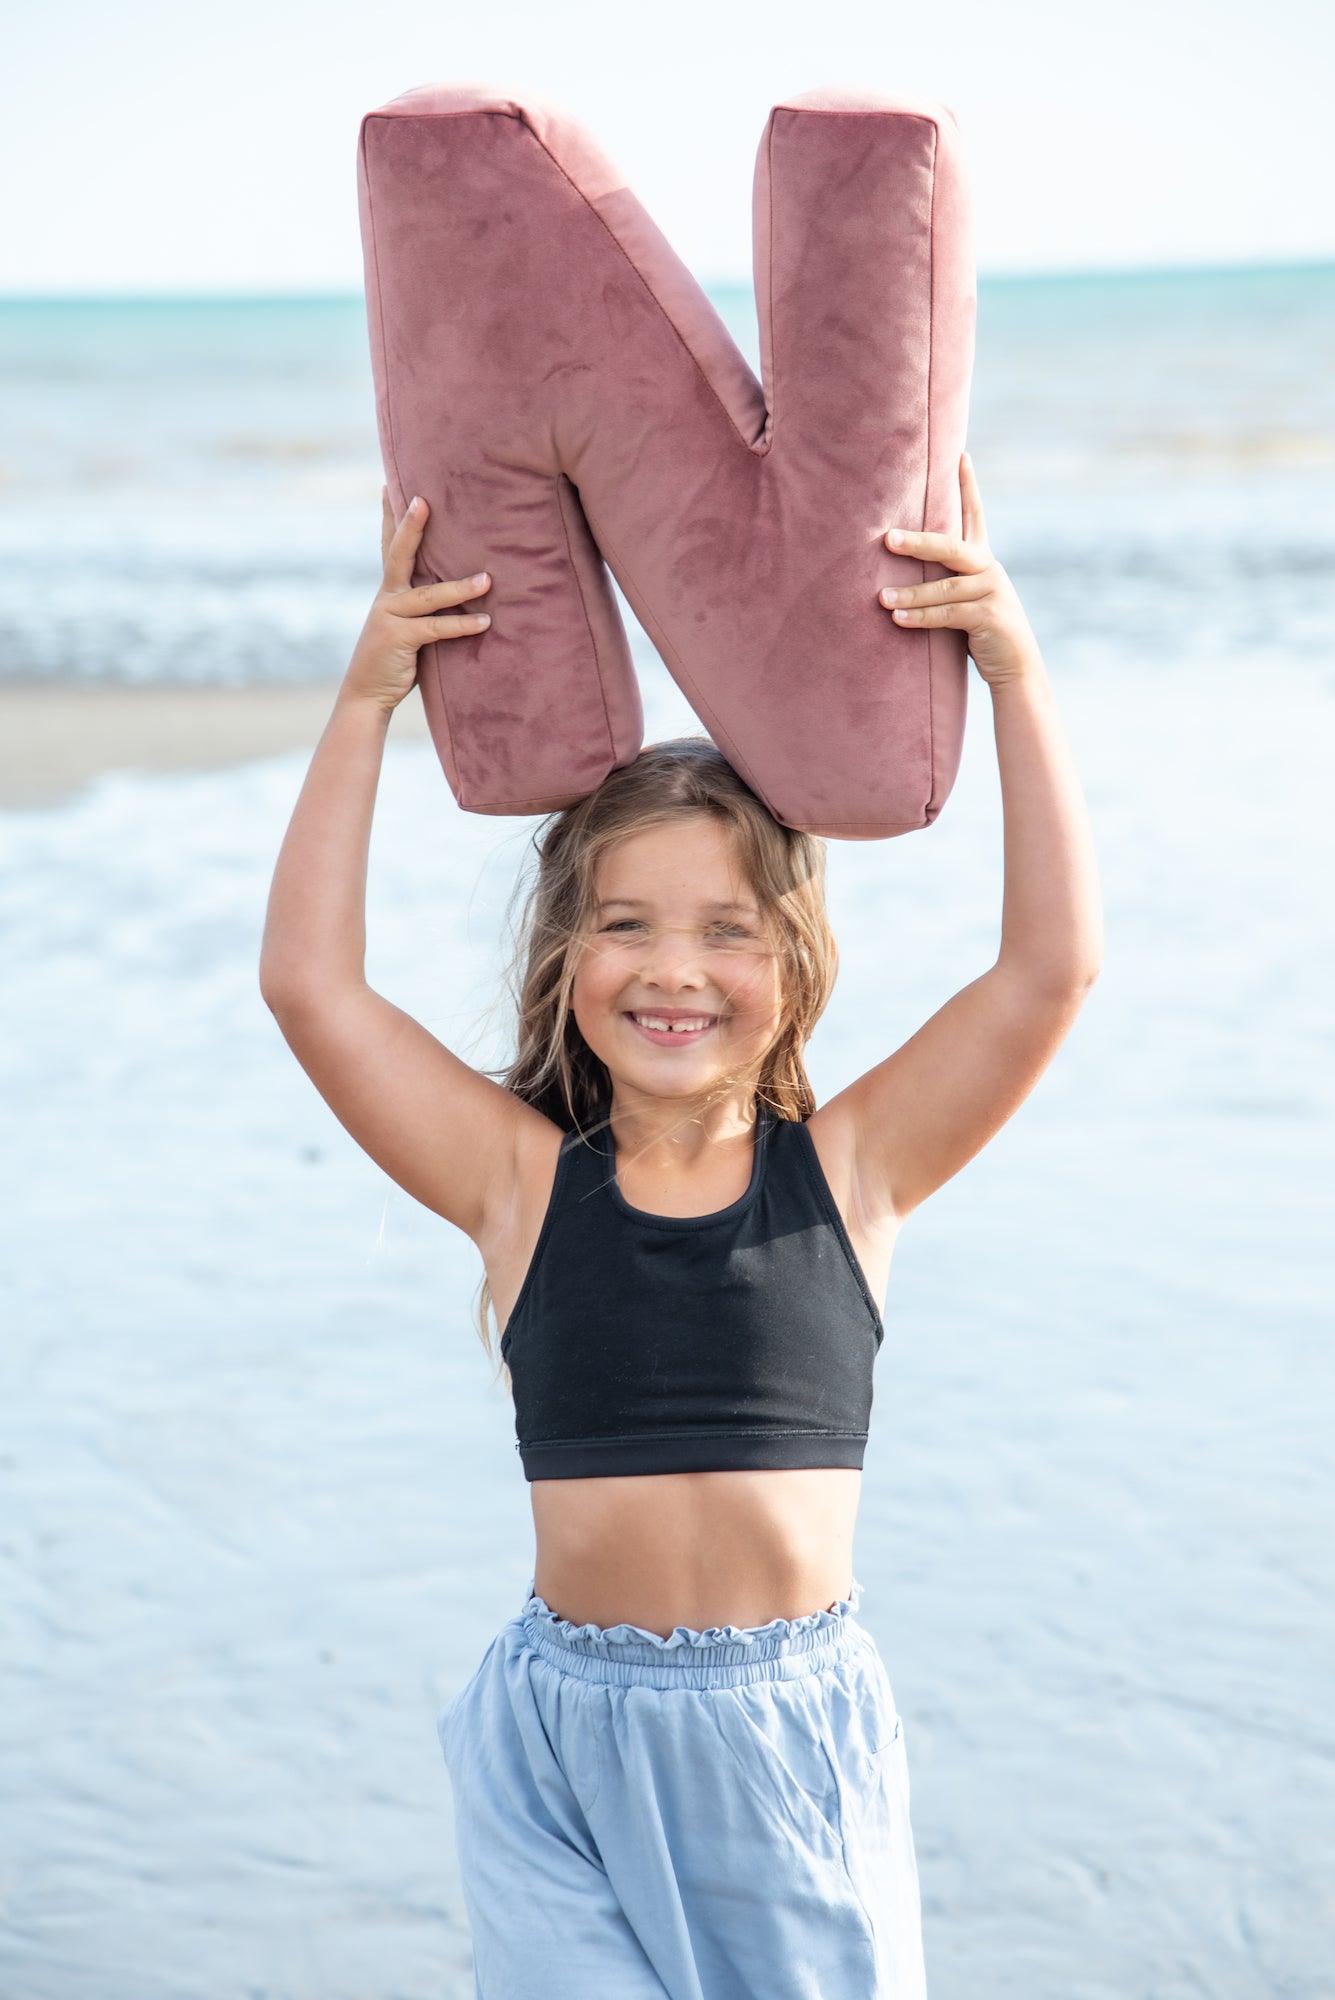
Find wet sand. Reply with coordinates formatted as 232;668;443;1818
6;653;1334;2000
0;682;433;810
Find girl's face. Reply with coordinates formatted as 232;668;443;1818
571;815;785;1100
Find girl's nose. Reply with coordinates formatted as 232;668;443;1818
639;936;703;975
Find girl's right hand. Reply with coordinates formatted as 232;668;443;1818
342;488;492;712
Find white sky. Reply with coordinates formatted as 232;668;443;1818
4;0;1332;293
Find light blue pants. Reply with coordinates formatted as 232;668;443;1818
436;1575;927;1997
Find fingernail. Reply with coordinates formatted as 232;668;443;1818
408;495;421;513
474;613;490;626
887;528;904;545
471;572;489;588
881;588;899;604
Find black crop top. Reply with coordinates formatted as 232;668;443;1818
499;1104;885;1480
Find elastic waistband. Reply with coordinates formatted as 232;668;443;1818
517;1575;867;1689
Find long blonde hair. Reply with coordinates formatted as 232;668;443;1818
471;735;839;1373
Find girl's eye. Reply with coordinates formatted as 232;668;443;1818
599;920;753;939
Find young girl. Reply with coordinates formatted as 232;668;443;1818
259;451;1102;1997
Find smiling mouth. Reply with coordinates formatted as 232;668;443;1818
623;1011;721;1044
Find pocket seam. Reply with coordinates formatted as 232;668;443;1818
707;1697;843;1851
582;1714;603;1814
869;1712;904;1762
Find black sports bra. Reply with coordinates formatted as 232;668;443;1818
500;1104;885;1480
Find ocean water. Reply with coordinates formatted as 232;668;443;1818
1;263;1334;684
2;266;1334;1999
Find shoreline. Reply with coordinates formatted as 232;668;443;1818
0;681;434;810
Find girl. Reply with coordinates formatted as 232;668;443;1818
259;451;1102;1997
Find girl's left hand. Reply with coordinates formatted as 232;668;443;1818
878;452;1039;687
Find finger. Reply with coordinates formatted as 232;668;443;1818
390;572;492;616
960;451;987;545
882;526;986;572
401;609;491;645
887;599;985;626
380;487;394;569
383;494;428;592
879;573;991;611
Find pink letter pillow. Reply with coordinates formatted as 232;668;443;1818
356;83;976;838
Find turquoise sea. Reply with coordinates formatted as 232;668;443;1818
1;260;1333;684
2;261;1334;1999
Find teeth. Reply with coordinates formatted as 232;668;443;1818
631;1013;714;1033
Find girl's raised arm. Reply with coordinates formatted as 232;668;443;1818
258;494;519;1247
825;453;1104;1225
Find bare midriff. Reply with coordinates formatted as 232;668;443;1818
529;1465;862;1637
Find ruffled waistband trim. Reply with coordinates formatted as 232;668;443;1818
515;1575;865;1685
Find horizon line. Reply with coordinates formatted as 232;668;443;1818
0;251;1331;305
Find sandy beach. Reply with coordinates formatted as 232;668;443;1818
0;682;434;811
6;640;1333;2000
